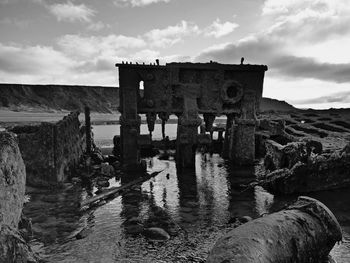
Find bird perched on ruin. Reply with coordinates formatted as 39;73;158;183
241;57;244;65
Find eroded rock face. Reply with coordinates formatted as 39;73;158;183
261;143;350;194
0;132;26;228
264;139;322;171
0;132;38;262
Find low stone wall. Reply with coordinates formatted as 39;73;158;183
11;111;86;186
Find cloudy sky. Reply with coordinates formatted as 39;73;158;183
0;0;350;109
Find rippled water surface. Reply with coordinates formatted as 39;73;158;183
24;124;350;262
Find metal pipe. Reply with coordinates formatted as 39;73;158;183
207;196;342;263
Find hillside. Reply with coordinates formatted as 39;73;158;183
0;83;296;113
260;97;296;112
0;84;119;113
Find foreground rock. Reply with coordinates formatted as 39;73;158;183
0;132;26;228
207;196;342;263
0;132;39;262
143;227;170;241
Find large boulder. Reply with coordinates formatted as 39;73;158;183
0;132;26;228
0;132;38;262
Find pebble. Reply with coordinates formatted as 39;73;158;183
96;178;110;188
143;227;170;241
240;216;253;223
71;177;82;184
75;227;91;239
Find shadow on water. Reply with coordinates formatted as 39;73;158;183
23;152;350;262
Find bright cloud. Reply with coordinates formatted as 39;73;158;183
87;21;110;31
197;0;350;84
114;0;170;7
57;34;146;59
0;42;81;84
48;2;95;22
204;19;239;38
262;0;350;45
144;20;200;47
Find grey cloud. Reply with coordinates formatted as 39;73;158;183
290;91;350;105
74;58;113;73
196;37;278;64
0;53;38;74
271;56;350;83
196;38;350;84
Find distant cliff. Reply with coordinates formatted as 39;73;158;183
0;84;119;113
0;83;296;113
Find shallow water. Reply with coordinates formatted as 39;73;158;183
92;124;178;148
23;124;350;262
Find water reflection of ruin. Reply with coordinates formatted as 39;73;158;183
116;61;268;169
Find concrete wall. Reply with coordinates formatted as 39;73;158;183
12;112;86;186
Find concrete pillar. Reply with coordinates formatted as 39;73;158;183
229;91;257;165
158;112;169;140
176;114;202;168
218;130;224;142
84;106;92;155
203;113;215;132
146;112;156;138
119;68;141;168
230;119;256;165
222;114;234;159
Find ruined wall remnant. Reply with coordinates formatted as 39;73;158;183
10;111;86;186
116;61;268;168
207;196;342;263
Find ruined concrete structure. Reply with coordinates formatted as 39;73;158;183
117;61;267;168
10;112;86;186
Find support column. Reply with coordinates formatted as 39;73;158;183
176;114;202;168
230;119;256;165
222;114;234;159
203;113;215;132
230;91;257;165
120;116;141;168
119;68;141;169
146;112;156;138
84;106;92;155
158;112;169;140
